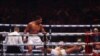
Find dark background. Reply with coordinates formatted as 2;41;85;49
0;0;100;24
0;0;100;42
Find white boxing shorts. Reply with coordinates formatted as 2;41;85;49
27;35;43;48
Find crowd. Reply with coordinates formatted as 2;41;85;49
0;0;100;24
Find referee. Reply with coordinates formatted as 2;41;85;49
5;27;23;53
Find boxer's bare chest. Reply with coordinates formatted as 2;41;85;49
30;24;41;32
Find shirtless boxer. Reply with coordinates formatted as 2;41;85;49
24;16;46;54
45;41;82;56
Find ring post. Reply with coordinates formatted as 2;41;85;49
85;31;93;54
43;34;47;56
49;24;52;42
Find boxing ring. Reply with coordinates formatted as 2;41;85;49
0;24;100;56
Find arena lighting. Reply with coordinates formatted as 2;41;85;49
0;24;100;27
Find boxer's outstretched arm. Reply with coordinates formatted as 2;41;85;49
66;45;82;54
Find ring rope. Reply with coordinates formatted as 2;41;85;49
0;32;92;36
3;53;93;56
0;24;99;56
1;49;100;53
0;49;42;52
2;42;99;46
0;24;100;27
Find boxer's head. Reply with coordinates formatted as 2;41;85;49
33;16;42;24
58;41;64;48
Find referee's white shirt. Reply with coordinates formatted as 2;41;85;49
5;31;23;45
